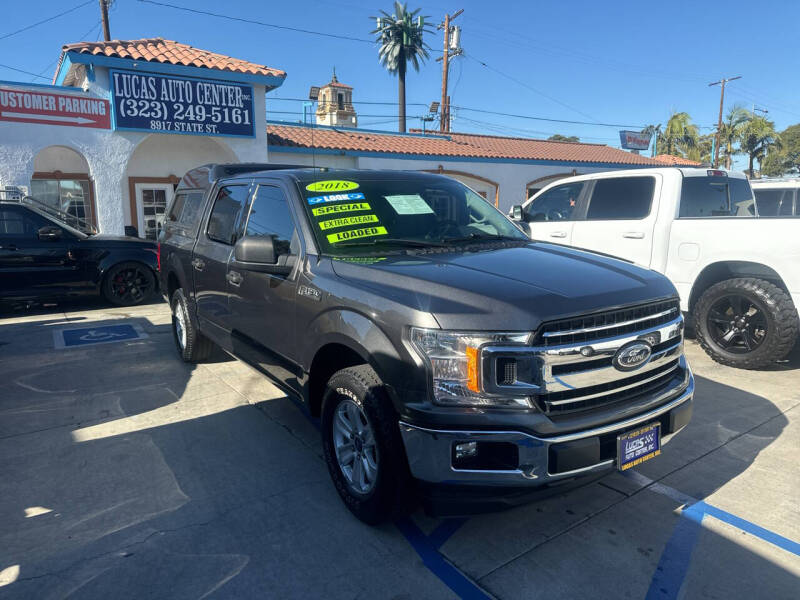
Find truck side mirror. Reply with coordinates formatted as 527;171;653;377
38;226;62;241
511;205;524;221
233;235;292;275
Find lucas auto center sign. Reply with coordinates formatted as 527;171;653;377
110;70;255;138
0;87;110;129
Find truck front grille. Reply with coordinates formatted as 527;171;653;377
482;298;687;416
538;299;680;347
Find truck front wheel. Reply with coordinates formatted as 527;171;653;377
694;277;798;369
321;365;409;524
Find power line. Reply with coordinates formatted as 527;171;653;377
137;0;377;44
0;62;51;80
465;52;599;123
0;0;94;42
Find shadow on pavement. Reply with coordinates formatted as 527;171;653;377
0;308;796;599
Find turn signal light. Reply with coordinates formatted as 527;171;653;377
466;346;480;393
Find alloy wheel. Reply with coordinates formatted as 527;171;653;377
332;399;379;494
706;293;768;354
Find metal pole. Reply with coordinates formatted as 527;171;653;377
709;75;741;168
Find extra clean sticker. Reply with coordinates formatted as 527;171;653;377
311;202;370;217
318;214;379;230
327;226;388;244
306;180;360;192
307;192;365;205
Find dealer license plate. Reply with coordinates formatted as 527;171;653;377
617;422;661;471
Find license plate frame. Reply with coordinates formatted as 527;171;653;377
617;422;661;471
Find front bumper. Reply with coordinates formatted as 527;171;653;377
399;369;693;488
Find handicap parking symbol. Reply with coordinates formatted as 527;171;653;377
55;324;148;349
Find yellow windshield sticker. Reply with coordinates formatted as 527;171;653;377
312;202;370;217
306;180;360;192
318;214;379;230
327;226;388;244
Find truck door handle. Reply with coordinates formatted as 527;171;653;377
549;231;567;238
226;271;243;286
622;232;645;239
191;258;205;271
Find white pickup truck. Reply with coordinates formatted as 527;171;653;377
511;167;799;369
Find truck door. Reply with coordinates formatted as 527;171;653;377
521;181;585;245
570;174;659;267
191;182;251;340
227;183;301;386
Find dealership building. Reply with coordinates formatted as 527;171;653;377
1;37;662;237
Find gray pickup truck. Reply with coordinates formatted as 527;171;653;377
158;164;694;524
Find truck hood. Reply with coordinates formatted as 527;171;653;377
330;242;677;331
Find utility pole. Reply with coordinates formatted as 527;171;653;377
709;75;741;168
437;9;463;132
99;0;111;42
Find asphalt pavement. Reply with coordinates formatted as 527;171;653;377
0;299;797;599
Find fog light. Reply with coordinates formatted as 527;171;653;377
455;441;477;459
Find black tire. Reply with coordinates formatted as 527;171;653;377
170;288;214;362
102;261;156;306
321;365;410;525
693;277;799;369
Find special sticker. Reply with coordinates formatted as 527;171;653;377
327;226;388;244
305;180;360;192
311;202;371;217
307;192;365;205
318;214;379;230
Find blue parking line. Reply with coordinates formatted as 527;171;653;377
647;500;800;600
395;517;491;600
427;517;470;550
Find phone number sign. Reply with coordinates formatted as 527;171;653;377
110;70;255;137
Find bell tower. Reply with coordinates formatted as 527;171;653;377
316;68;357;128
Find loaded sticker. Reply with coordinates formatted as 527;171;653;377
327;226;388;244
306;180;360;192
318;214;379;230
311;202;370;217
307;192;365;205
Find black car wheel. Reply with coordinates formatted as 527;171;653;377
694;277;799;369
321;365;410;525
102;262;155;306
171;288;214;362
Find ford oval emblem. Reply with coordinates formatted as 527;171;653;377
612;341;652;372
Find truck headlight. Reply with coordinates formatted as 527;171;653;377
410;327;533;408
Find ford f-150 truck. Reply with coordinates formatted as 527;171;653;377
512;168;799;369
159;164;694;523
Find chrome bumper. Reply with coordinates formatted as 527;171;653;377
399;368;694;487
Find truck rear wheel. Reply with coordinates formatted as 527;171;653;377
693;277;798;369
171;288;214;363
321;365;409;525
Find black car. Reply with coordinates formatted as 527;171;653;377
159;164;693;523
0;200;159;306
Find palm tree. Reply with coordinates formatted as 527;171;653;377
739;114;781;178
661;112;699;157
641;124;661;157
371;2;431;133
718;105;750;169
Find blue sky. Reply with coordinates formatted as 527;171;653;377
2;0;798;161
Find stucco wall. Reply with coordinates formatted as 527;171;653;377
1;70;270;235
268;150;639;213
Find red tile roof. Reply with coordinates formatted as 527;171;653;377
59;38;285;79
267;124;661;165
651;154;702;166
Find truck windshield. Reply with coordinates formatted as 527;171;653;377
298;176;527;255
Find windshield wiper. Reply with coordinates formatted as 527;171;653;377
441;233;525;244
335;237;449;248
